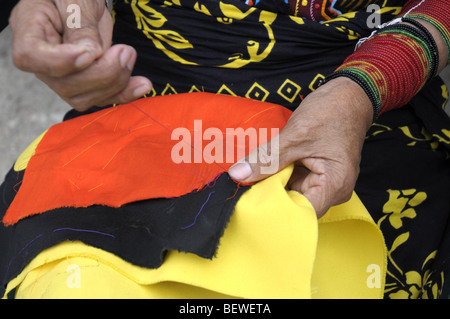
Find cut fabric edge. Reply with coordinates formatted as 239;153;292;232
313;192;388;299
13;130;47;172
4;165;317;299
3;166;387;299
3;93;292;226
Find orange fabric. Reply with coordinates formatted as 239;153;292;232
4;93;291;226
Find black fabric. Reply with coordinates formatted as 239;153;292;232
355;77;450;299
0;171;249;297
0;0;17;31
111;0;402;111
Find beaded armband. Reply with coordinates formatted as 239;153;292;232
405;0;450;62
326;21;439;120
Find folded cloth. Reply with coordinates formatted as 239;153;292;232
1;93;386;298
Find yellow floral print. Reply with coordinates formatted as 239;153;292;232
380;189;426;229
379;188;444;299
385;250;444;299
129;0;277;68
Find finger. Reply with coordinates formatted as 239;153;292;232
301;180;329;218
41;44;151;111
97;2;114;51
103;76;153;106
286;166;310;190
66;76;153;111
228;130;296;183
10;3;96;77
54;0;106;48
55;0;110;65
37;45;138;98
294;158;355;218
13;39;98;77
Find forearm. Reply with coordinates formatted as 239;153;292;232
328;0;450;119
401;0;450;63
400;0;449;70
412;19;448;74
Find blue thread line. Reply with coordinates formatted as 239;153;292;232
53;227;116;238
3;228;115;288
3;233;43;286
180;191;215;230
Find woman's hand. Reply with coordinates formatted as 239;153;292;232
9;0;152;111
228;77;373;218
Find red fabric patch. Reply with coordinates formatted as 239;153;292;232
4;93;291;225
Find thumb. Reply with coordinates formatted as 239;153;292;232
228;133;290;183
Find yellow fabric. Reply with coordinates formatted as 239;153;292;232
14;130;47;172
4;165;387;299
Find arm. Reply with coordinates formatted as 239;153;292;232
229;0;450;217
327;0;449;118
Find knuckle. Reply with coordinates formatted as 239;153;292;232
67;97;93;112
67;26;102;49
11;42;32;70
342;189;353;203
77;24;100;36
337;177;355;203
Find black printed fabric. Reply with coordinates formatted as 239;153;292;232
355;77;450;299
111;0;404;111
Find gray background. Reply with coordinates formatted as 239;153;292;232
1;26;450;179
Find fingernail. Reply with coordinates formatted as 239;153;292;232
120;48;133;70
133;83;152;98
228;162;252;181
75;52;93;68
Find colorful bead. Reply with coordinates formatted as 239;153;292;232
327;23;444;119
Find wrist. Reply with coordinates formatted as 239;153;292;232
325;70;380;123
316;77;373;132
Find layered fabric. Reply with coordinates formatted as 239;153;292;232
0;0;449;299
107;0;450;299
3;93;289;225
1;93;387;299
